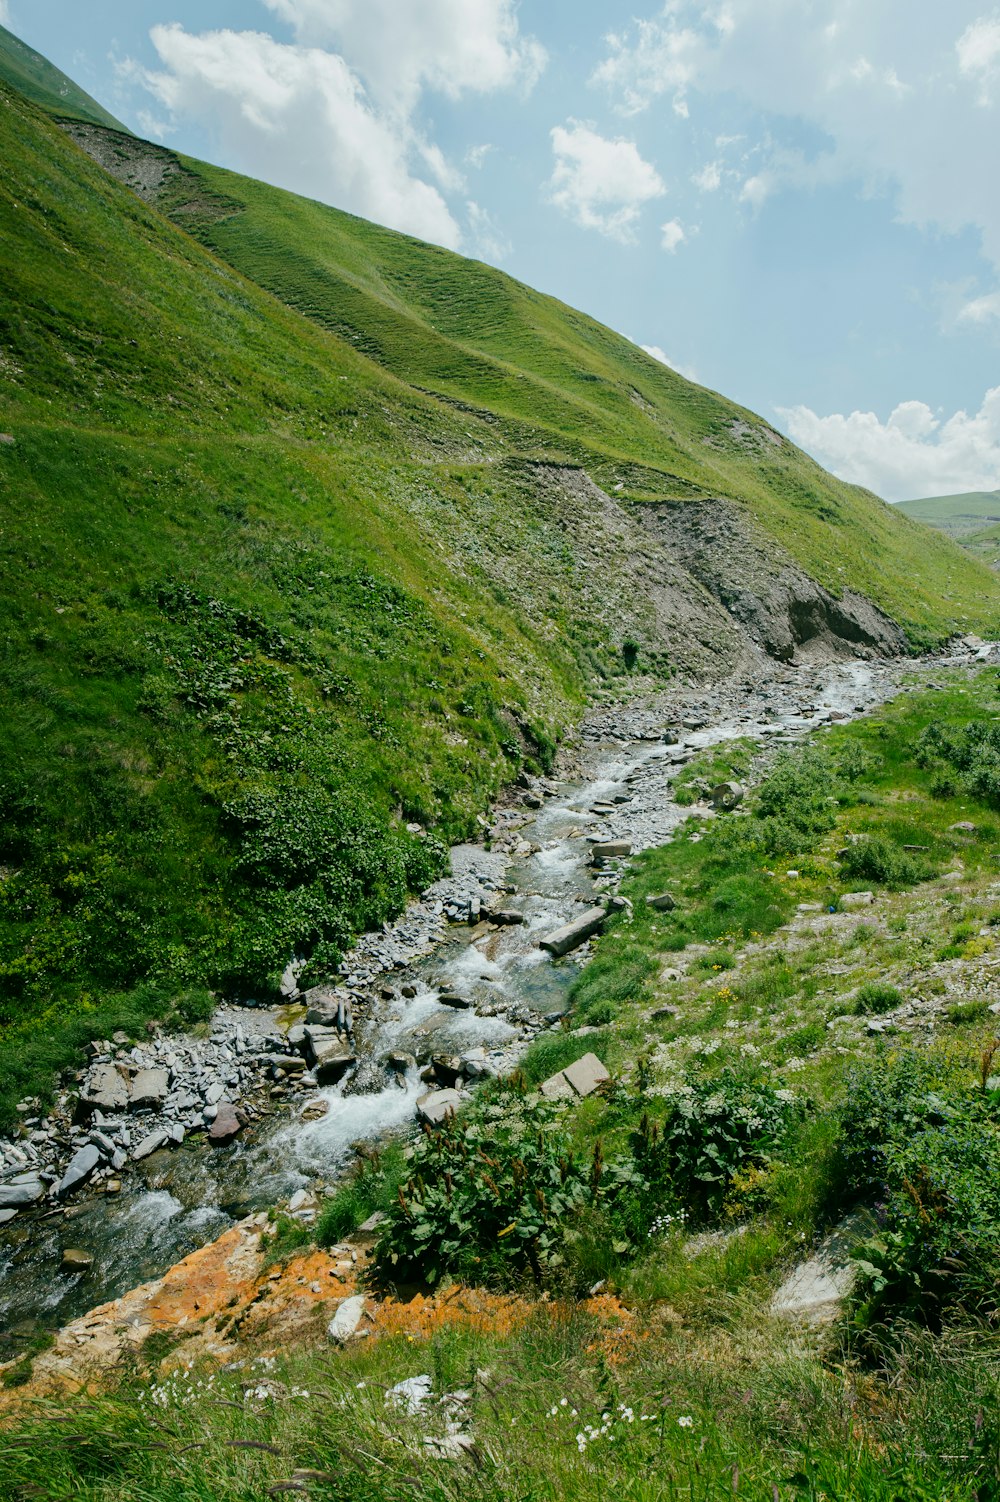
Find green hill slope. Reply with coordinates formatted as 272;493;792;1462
1;38;1000;1118
896;489;1000;539
0;24;126;130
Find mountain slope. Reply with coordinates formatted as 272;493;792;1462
57;121;1000;647
1;41;1000;1117
0;24;126;130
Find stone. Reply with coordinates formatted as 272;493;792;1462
417;1089;462;1126
437;993;472;1010
0;1208;17;1225
57;1144;101;1199
710;781;744;810
401;984;418;999
562;1053;610;1098
840;891;874;909
61;1247;94;1273
771;1212;874;1324
489;910;525;926
129;1068;169;1110
540;1053;609;1102
132;1130;169;1160
78;1064;129;1117
311;1039;355;1083
590;841;632;863
301;1100;330;1122
327;1294;366;1343
645;892;676;912
539;907;607;957
208;1103;242;1144
0;1173;45;1208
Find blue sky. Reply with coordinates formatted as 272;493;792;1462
5;0;1000;501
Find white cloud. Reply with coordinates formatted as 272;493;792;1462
776;388;1000;502
547;121;665;241
660;218;686;251
261;0;545;112
592;3;1000;276
693;160;722;191
641;342;698;381
141;24;460;247
466;200;511;263
957;14;1000;101
465;143;494;169
0;3;10;27
959;290;1000;323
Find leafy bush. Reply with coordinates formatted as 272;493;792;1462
841;1047;1000;1324
631;1068;803;1220
839;835;931;889
376;1087;606;1286
855;982;903;1015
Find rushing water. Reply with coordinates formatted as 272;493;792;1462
0;654;974;1337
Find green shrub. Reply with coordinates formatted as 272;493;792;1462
839;835;931;889
855;982;903;1015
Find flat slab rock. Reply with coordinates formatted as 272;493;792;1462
771;1210;876;1324
540;1052;609;1102
417;1088;462;1126
539;906;607;957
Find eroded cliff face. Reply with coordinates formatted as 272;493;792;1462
634;495;908;664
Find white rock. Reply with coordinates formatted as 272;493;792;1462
327;1295;366;1343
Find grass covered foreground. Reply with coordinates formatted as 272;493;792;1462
8;669;1000;1497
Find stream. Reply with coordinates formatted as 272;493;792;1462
0;648;988;1340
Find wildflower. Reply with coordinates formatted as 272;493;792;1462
678;1415;694;1428
560;1397;568;1407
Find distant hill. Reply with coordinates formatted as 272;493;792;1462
0;23;127;131
896;489;1000;539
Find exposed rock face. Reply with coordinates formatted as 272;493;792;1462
638;496;907;663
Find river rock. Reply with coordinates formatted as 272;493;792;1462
311;1038;355;1083
129;1068;169;1110
327;1294;365;1343
0;1172;45;1208
57;1144;101;1199
539;907;607;957
417;1089;461;1126
438;993;472;1010
78;1064;129;1117
132;1129;169;1160
61;1247;94;1273
590;841;632;862
646;892;676;911
0;1208;17;1225
208;1103;242;1144
488;909;525;926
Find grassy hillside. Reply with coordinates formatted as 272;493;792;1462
897;488;1000;538
0;35;999;1116
0;24;126;130
149;148;1000;643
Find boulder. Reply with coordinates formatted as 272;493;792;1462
311;1038;355;1083
0;1208;18;1226
208;1103;242;1144
129;1068;169;1110
61;1247;94;1273
0;1172;45;1209
645;892;676;912
327;1294;366;1344
539;907;607;957
416;1089;461;1126
57;1144;101;1199
78;1064;129;1117
590;841;632;863
437;993;472;1010
488;910;525;926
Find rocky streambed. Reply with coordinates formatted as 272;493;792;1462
0;643;992;1340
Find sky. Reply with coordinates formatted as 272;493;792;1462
5;1;1000;502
